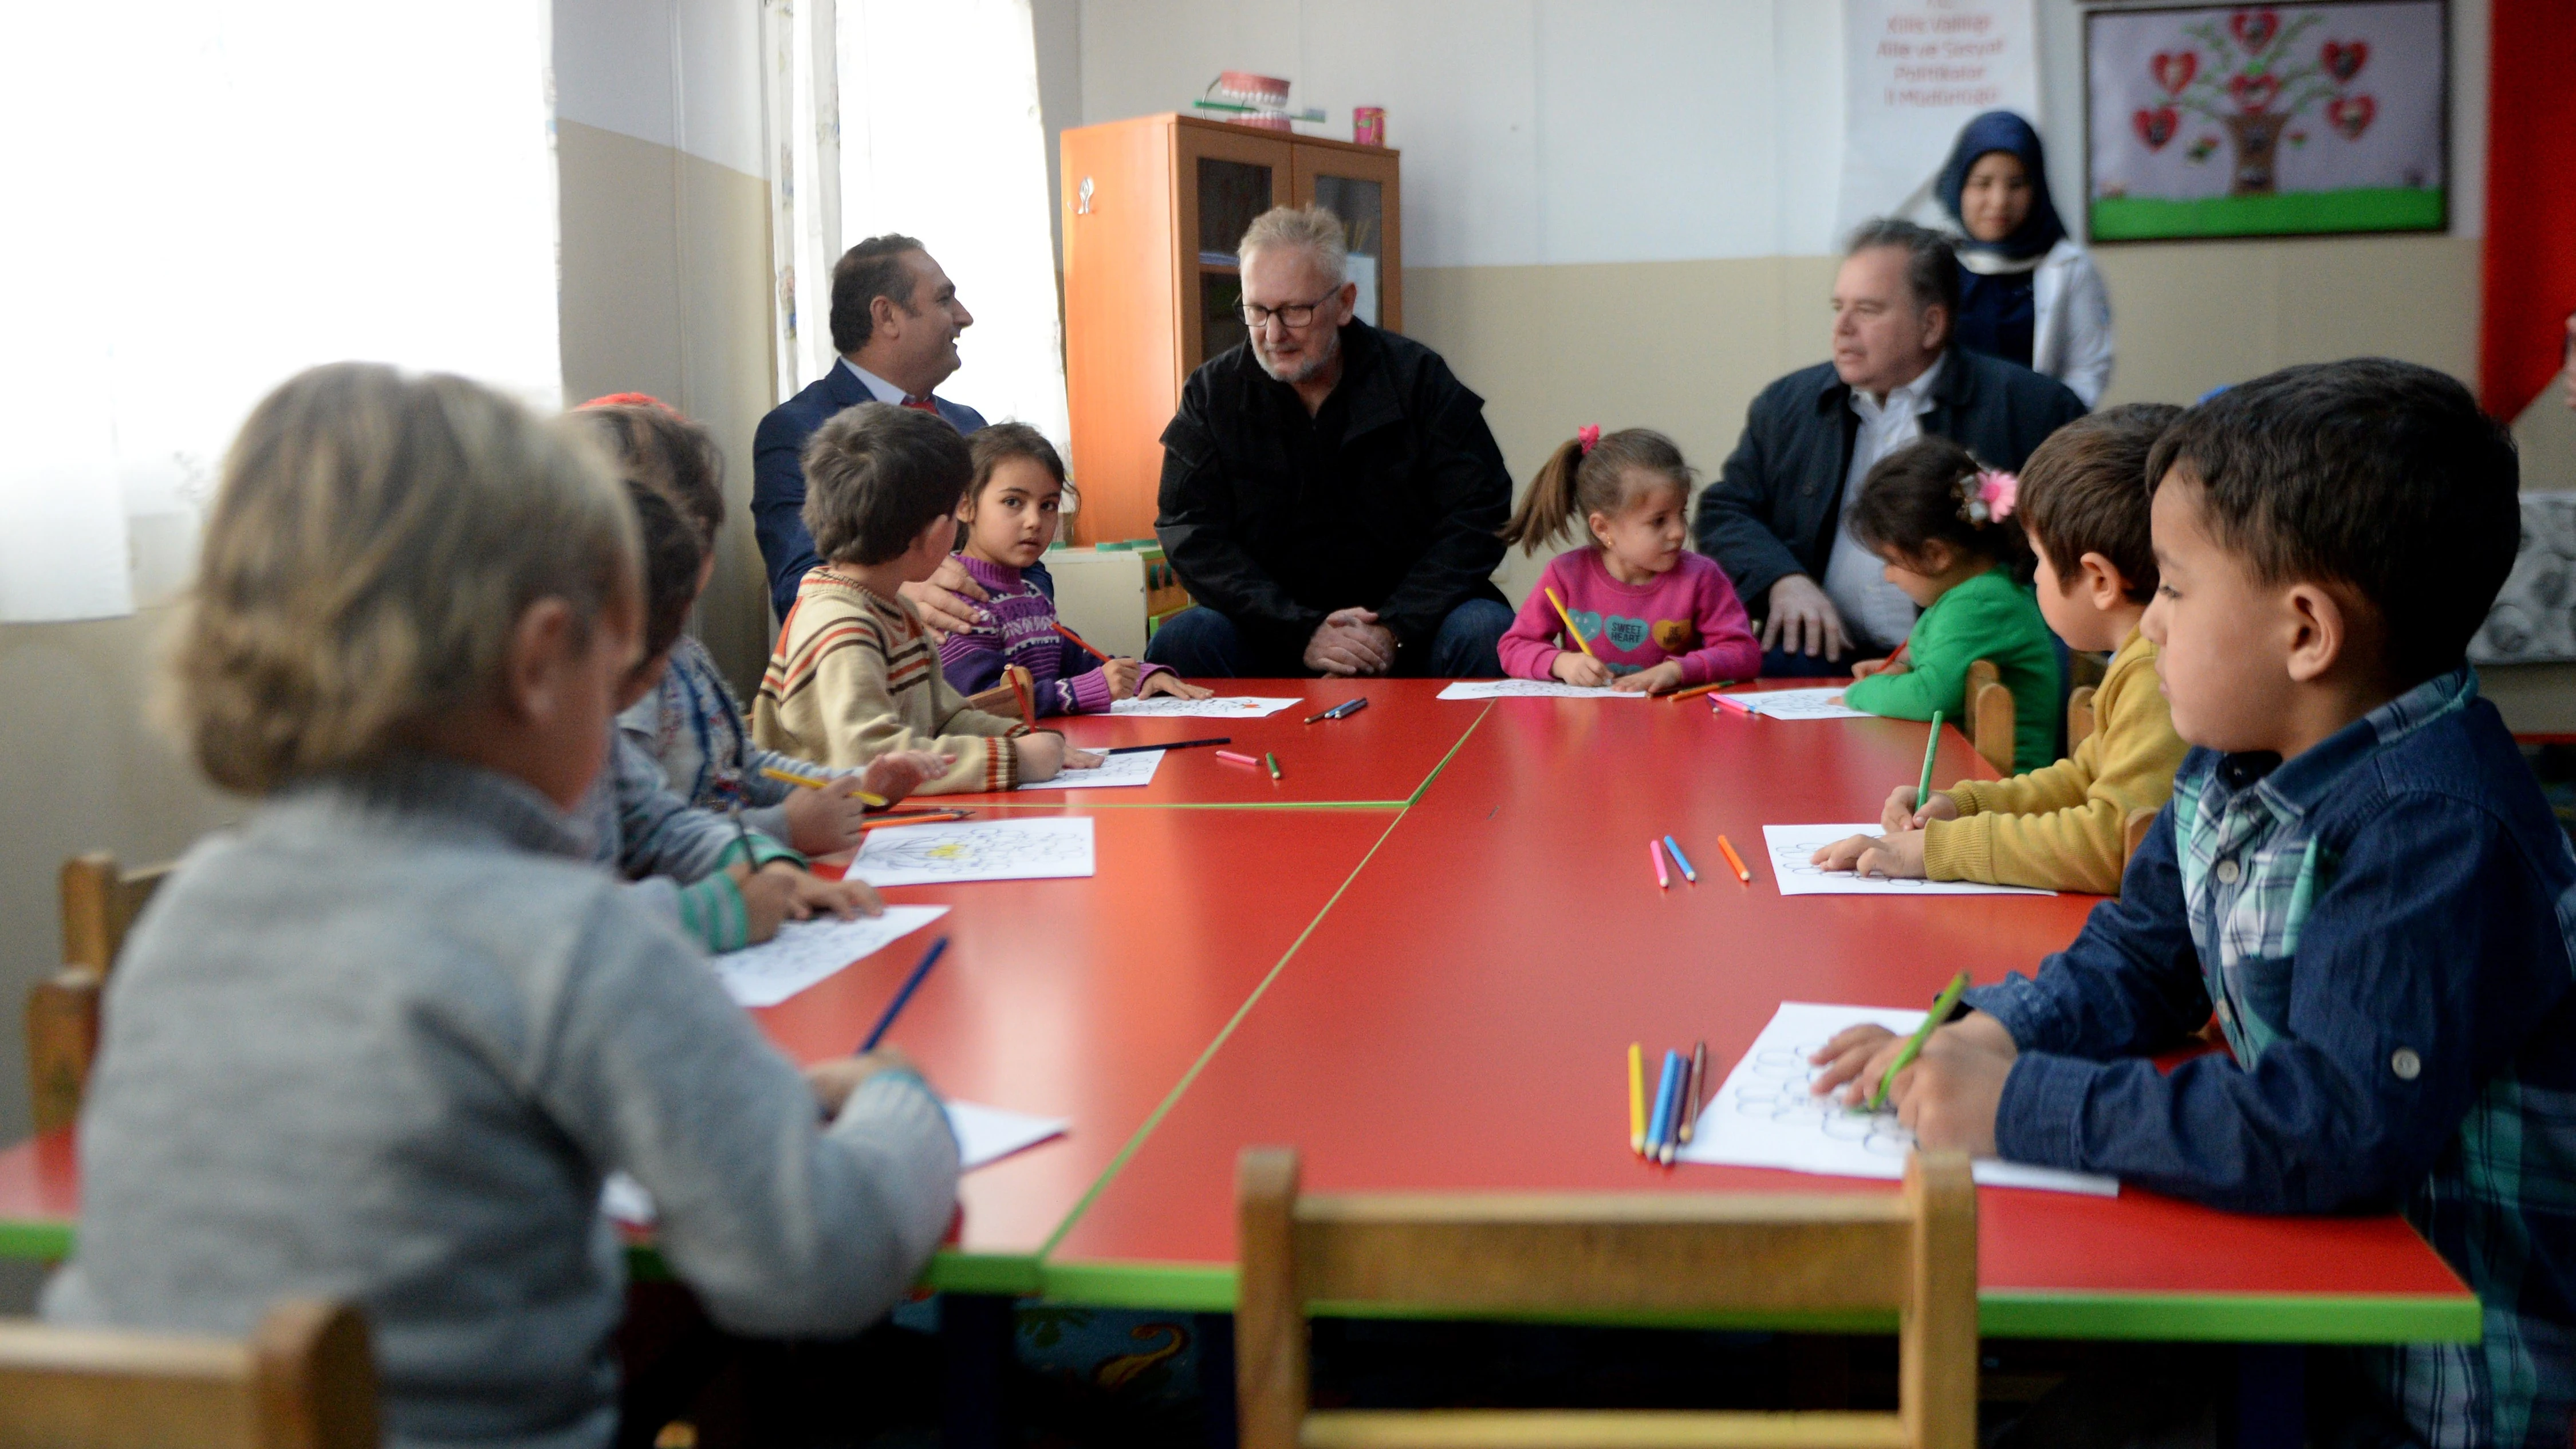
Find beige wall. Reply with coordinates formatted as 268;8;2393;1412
556;118;779;696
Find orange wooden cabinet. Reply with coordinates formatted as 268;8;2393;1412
1059;113;1401;548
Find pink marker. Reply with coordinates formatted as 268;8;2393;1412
1215;749;1262;767
1652;839;1670;890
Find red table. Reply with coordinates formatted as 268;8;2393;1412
1042;692;2479;1344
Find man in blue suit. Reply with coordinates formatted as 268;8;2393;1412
753;234;1016;627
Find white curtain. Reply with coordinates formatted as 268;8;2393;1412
764;0;1070;456
0;1;562;623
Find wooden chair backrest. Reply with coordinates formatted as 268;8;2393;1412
2065;685;2098;754
0;1300;377;1449
1964;660;2014;775
27;853;174;1133
1236;1147;1978;1449
959;664;1035;722
2124;806;2160;868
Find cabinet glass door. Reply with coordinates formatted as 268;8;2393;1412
1293;147;1400;332
1177;125;1294;370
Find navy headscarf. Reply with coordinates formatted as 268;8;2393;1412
1935;111;2066;262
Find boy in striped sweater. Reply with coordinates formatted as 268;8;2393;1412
754;403;1098;793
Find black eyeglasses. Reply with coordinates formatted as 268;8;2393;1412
1238;289;1342;330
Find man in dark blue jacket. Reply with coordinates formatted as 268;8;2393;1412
751;235;1024;628
1697;220;2087;675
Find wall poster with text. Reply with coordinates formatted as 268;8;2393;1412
2085;2;2446;242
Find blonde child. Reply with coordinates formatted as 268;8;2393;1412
47;363;959;1446
753;403;1101;792
580;397;947;855
937;423;1214;712
1495;426;1760;691
1836;436;2059;771
1813;405;2188;892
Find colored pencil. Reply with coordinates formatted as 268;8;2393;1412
1680;1040;1708;1144
858;937;950;1053
1646;1049;1682;1159
1651;839;1670;890
1868;971;1971;1112
1264;751;1282;781
1657;1049;1688;1164
1215;750;1261;766
1049;621;1112;662
1100;737;1227;755
1304;696;1369;724
1716;834;1753;884
1663;834;1699;884
758;765;888;809
1661;680;1732;702
1711;693;1759;717
1628;1042;1647;1155
1545;586;1598;659
856;810;971;831
1916;710;1944;811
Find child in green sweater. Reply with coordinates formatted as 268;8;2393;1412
1840;436;2059;773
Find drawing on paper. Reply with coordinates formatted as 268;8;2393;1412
1714;687;1870;721
1022;749;1163;790
1435;679;1647;700
1761;824;2056;897
846;817;1097;886
1728;1039;1915;1159
1108;695;1301;718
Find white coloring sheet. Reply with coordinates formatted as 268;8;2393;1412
1762;824;2057;897
602;1101;1067;1224
1676;1001;2116;1196
1024;749;1163;790
847;817;1097;886
710;905;950;1007
1436;679;1649;700
1711;687;1872;720
1108;695;1301;718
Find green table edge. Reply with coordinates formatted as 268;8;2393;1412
1031;1257;2479;1345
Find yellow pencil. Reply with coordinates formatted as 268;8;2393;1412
758;765;887;809
1545;587;1598;659
1628;1042;1647;1155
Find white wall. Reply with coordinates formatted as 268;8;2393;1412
1078;0;2487;269
553;0;765;175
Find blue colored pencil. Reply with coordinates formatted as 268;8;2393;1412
1646;1049;1683;1161
1656;1049;1689;1164
858;936;950;1053
1662;834;1698;884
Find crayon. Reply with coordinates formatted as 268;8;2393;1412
1651;839;1669;891
1264;751;1282;781
1662;834;1699;884
1680;1040;1708;1144
1214;750;1261;767
1628;1042;1647;1156
1869;972;1972;1112
1050;621;1112;662
858;938;950;1053
1545;587;1598;659
1715;834;1752;884
1916;711;1944;811
758;765;888;809
1646;1049;1682;1159
1101;737;1228;755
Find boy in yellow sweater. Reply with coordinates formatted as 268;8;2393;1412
753;403;1098;793
1814;404;2187;893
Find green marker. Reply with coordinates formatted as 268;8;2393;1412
1916;710;1944;812
1869;971;1971;1113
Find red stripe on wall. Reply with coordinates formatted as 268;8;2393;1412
2480;0;2576;420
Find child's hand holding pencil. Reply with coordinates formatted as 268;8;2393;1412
1805;1007;2017;1155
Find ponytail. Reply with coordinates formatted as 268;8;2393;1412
1499;437;1590;552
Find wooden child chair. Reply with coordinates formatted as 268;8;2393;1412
2065;685;2098;754
0;1299;377;1449
1964;660;2015;775
1235;1146;1979;1449
959;663;1036;721
25;853;173;1133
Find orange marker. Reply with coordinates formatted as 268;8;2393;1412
1715;834;1753;885
1050;621;1112;663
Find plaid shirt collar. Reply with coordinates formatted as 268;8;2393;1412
2204;666;2479;822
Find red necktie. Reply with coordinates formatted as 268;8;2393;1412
900;395;939;414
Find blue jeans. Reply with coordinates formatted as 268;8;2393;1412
1145;600;1511;679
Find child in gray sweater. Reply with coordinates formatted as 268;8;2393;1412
46;363;960;1449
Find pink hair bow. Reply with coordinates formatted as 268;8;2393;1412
1577;424;1601;455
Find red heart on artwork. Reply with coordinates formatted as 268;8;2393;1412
2327;93;2376;139
2322;40;2369;82
2134;106;2179;150
2152;50;2199;94
2230;72;2280;112
2230;9;2280;51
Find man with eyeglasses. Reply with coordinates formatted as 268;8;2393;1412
1146;205;1512;679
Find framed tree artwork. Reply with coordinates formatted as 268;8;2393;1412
2085;2;2447;242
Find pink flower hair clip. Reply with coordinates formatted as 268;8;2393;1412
1958;470;2018;525
1577;423;1601;455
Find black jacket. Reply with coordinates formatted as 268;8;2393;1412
1695;351;2088;615
1156;322;1510;655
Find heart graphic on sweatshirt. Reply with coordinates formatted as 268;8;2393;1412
1569;609;1606;646
2321;40;2368;82
2151;50;2197;94
1603;615;1651;652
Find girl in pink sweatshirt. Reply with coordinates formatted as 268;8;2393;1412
1496;426;1762;692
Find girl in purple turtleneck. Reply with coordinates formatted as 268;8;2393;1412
936;424;1214;715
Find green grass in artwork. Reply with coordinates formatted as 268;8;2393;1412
2091;188;2445;241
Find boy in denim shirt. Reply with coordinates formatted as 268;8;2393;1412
1814;359;2575;1446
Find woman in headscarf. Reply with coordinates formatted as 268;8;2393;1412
1935;111;2115;407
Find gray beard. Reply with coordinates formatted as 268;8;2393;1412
1254;324;1340;385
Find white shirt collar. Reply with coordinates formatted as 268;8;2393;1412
1852;351;1945;420
839;357;912;405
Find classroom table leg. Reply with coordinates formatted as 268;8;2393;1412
939;1292;1017;1449
1195;1312;1238;1448
2233;1344;2305;1449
